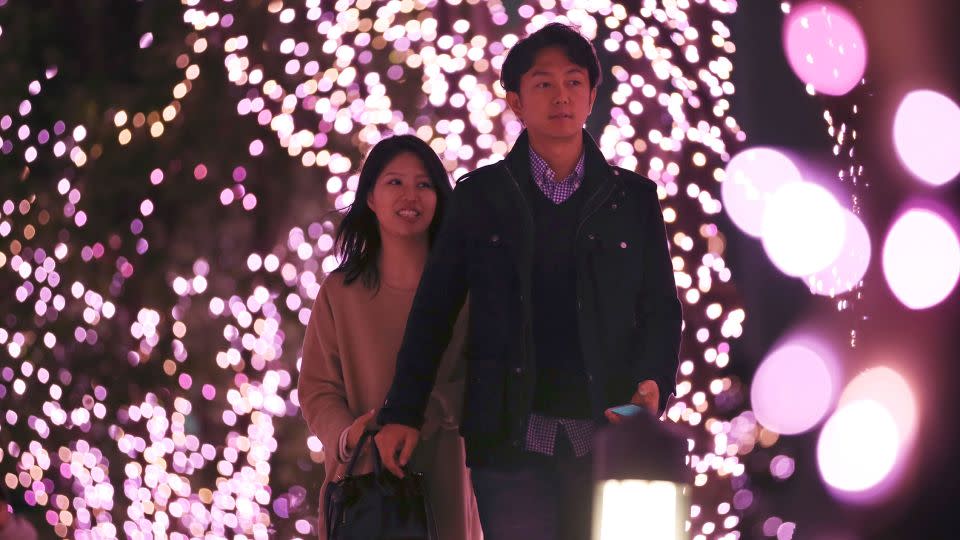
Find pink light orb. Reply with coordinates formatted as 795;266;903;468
783;1;867;96
762;181;846;277
722;147;803;237
839;366;916;444
882;208;960;310
804;209;871;296
751;342;838;435
893;89;960;186
817;400;899;492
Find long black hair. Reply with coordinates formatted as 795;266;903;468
333;134;452;290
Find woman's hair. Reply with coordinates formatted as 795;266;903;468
500;22;602;94
333;134;452;290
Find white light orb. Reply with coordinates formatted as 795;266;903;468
882;208;960;310
762;182;846;277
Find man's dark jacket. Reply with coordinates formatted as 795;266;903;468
378;130;683;467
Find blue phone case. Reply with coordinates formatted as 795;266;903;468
610;404;644;416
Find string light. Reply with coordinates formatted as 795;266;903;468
0;1;754;537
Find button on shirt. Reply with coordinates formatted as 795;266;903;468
523;145;596;458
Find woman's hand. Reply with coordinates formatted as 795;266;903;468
345;409;378;454
375;424;421;478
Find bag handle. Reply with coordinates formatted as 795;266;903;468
328;430;438;539
355;431;438;539
342;429;377;477
342;429;418;482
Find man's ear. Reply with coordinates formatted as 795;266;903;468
506;90;523;120
587;86;598;114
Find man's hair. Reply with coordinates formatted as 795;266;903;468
500;22;602;94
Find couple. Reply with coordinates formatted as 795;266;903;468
298;22;682;540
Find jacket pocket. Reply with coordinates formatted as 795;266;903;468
468;231;513;282
459;360;506;438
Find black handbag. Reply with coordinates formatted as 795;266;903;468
324;430;438;540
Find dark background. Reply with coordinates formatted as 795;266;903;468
731;1;960;537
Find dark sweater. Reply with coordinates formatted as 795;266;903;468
521;172;595;419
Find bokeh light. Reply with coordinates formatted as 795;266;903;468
761;181;846;277
721;147;802;237
804;209;871;297
892;89;960;186
751;341;838;435
882;207;960;310
0;1;757;538
782;1;867;96
839;366;916;445
817;400;899;493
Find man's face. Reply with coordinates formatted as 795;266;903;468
507;46;597;143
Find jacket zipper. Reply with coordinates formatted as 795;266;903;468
573;168;618;415
499;161;534;445
575;168;619;240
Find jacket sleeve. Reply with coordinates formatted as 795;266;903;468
297;283;357;464
637;189;683;415
377;185;471;429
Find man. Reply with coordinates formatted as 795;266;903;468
376;22;682;539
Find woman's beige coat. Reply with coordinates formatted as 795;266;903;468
298;271;481;539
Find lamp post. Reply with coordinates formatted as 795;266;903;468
592;411;692;540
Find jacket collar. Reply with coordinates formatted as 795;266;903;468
486;129;620;286
504;128;616;188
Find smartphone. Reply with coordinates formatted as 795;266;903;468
609;404;645;417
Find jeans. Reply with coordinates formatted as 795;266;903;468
470;432;592;540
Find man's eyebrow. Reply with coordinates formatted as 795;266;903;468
529;67;587;77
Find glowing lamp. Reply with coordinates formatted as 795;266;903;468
593;411;691;540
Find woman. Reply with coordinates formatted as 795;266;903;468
298;135;481;539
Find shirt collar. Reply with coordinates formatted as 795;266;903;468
528;145;586;187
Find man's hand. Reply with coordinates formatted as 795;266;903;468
604;380;659;424
374;423;420;478
345;409;377;455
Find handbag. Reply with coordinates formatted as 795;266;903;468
324;430;438;540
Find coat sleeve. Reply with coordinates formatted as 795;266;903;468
378;185;471;429
298;281;357;464
637;189;683;415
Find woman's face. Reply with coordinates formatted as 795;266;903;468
366;151;438;241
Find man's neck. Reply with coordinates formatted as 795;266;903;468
528;132;584;181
